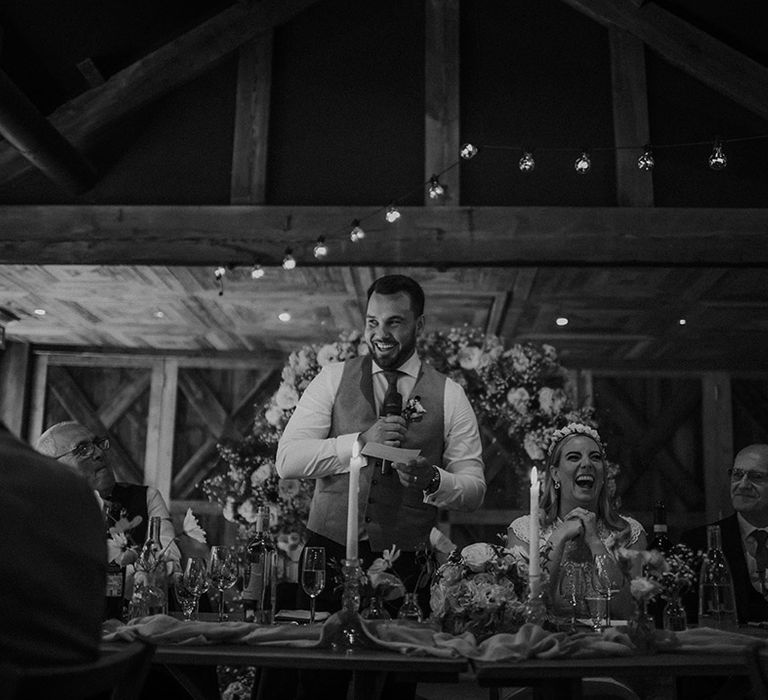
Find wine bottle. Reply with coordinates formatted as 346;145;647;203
647;501;671;628
242;506;275;624
649;501;672;554
136;515;168;615
697;524;738;631
104;560;125;621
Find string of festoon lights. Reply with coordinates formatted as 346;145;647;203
212;132;768;295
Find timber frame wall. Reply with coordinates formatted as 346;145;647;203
3;341;766;545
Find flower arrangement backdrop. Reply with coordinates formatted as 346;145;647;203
202;327;615;550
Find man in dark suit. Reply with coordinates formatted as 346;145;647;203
0;421;105;666
681;443;768;624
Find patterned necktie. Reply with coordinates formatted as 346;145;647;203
753;529;768;594
380;370;402;416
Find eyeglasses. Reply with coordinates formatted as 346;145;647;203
54;436;110;460
728;468;768;484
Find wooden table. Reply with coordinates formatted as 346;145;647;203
102;641;469;700
475;650;754;700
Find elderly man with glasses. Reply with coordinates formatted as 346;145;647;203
681;443;768;624
36;421;181;576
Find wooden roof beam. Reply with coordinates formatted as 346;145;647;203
0;0;319;187
562;0;768;122
0;70;97;194
0;205;767;266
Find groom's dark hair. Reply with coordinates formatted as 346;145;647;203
366;274;425;316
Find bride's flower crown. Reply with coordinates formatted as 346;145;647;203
546;422;604;457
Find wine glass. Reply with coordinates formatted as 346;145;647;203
557;560;589;624
593;553;623;627
300;547;326;625
174;556;209;621
209;546;239;622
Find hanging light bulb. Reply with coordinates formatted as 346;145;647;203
349;219;365;242
427;175;445;199
282;248;296;270
460;143;478;160
574;151;591;174
385;205;401;223
708;139;727;170
214;266;226;296
637;145;655;171
518;151;535;172
313;236;328;259
251;264;265;279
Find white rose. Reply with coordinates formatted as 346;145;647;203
237;498;259;524
630;577;658;600
542;344;557;360
316;344;339;367
274;382;299;410
538;387;555;414
461;542;496;572
506;387;530;414
458;346;482;370
295;349;312;374
278;479;301;498
551;388;568;414
251;463;273;486
523;433;545;461
222;497;237;523
507;345;530;372
265;404;284;427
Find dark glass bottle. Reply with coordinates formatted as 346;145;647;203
647;501;671;628
242;506;275;623
649;501;672;554
104;560;125;620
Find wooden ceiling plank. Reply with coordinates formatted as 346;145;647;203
499;268;538;341
561;0;768;122
47;365;143;482
485;292;509;337
230;32;273;205
0;0;320;187
2;205;767;266
609;26;653;207
424;0;460;205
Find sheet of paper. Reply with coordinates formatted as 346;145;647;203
361;442;421;463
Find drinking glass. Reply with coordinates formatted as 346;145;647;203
593;553;623;626
585;594;608;631
300;547;326;625
175;556;209;621
209;546;239;622
557;560;589;624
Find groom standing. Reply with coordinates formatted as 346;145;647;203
277;273;486;603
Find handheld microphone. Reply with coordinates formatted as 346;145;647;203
380;391;402;417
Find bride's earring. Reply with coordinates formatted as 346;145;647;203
553;480;560;490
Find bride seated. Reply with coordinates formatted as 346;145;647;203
508;423;646;621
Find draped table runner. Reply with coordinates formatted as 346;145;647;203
103;613;768;662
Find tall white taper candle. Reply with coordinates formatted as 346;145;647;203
346;441;363;561
529;467;541;579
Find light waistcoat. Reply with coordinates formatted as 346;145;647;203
307;355;445;550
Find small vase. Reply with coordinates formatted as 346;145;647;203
627;598;656;654
361;595;391;620
662;594;687;632
397;592;423;622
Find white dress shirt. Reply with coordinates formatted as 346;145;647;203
276;351;485;511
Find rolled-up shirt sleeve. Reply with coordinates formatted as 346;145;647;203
276;364;360;479
423;379;486;511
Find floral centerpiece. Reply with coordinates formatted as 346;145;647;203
429;542;527;640
202;327;606;552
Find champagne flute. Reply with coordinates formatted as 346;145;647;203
209;546;239;622
301;547;326;625
176;556;209;621
593;553;622;626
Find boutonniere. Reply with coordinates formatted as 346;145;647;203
403;396;427;424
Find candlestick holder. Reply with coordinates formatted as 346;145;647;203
330;558;367;653
524;574;547;626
